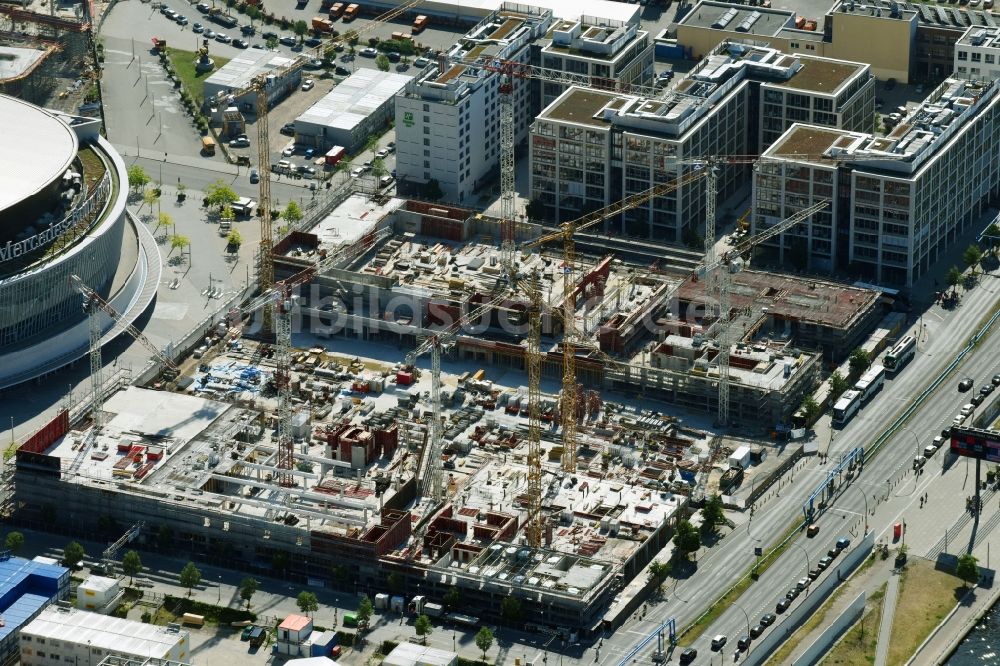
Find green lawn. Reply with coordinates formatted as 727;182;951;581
165;48;230;104
887;558;962;664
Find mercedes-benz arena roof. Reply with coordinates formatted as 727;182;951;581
0;95;77;213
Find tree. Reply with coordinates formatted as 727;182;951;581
371;158;388;178
282;201;303;225
387;571;403;594
956;553;979;588
701;494;726;534
525;197;546;221
127;165;151;191
443;586;460;610
829;371;850;401
4;531;24;555
296;591;319;616
647;560;671;590
143;187;160;212
157;211;173;234
344;29;359;46
122;550;143;585
963;244;983;275
475;626;495;660
500;595;522;623
179;562;202;597
63;541;86;569
375;54;390;71
266;35;279;49
356;595;373;630
205;179;239;211
236;576;258;609
946;266;962;295
414;614;433;640
220;204;235;222
423;179;443;201
293;20;308;42
673;519;701;558
799;394;821;423
984;223;1000;256
848;347;871;379
170;234;190;256
226;228;243;250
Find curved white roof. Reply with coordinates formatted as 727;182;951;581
0;94;78;212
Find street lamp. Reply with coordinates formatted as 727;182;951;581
736;605;751;640
217;575;222;604
855;485;869;535
789;541;811;584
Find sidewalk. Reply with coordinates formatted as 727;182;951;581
873;570;901;666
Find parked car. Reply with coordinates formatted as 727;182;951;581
304;148;315;159
350;166;365;178
796;577;810;591
280;122;296;136
241;24;255;35
993;373;1000;386
249;168;259;184
233;39;249;49
959;378;974;392
196;2;210;11
175;15;188;25
229;136;250;148
262;31;278;40
215;33;231;43
413;56;430;67
360;47;378;57
737;636;751;651
776;598;791;614
379;175;394;188
818;556;833;570
836;537;850;551
306;58;324;69
204;28;216;38
710;635;727;651
749;624;765;639
305;37;323;47
786;588;799;601
301;78;315;91
376;148;389;159
760;613;776;627
980;383;995;396
193;22;204;33
282;145;296;157
280;35;297;46
387;51;401;62
335;65;351;75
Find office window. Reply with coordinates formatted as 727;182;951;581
424;160;430;168
957;50;968;61
987;54;996;64
423;127;429;134
423;138;430;146
972;52;982;62
423;104;430;112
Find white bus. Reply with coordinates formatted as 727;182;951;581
832;389;863;428
884;335;916;374
854;364;886;403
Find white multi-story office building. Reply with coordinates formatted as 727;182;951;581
529;41;873;240
954;26;1000;82
396;4;552;204
753;77;1000;285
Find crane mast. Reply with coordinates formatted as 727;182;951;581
525;276;543;547
255;79;275;335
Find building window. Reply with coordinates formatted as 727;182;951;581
424;160;430;168
423;104;429;112
987;54;996;64
957;50;968;60
423;139;430;146
972;52;982;62
423;127;429;135
790;41;799;48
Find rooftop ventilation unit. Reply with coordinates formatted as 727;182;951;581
712;8;739;30
971;28;988;45
736;11;761;32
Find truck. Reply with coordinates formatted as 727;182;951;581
342;613;358;627
328;1;344;17
412;14;428;33
343;3;358;20
208;8;239;27
391;31;412;42
312;16;333;32
324;145;346;166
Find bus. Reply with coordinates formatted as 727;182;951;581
854;364;886;403
884;335;916;374
832;389;863;428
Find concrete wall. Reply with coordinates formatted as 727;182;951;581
827;11;915;83
797;591;866;665
743;530;875;666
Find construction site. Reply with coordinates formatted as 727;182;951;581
12;183;888;634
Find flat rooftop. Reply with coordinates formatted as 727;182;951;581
296;69;411;131
0;94;78;212
537;87;620;126
677;269;881;330
770;56;865;93
24;606;187;658
957;25;1000;47
678;1;794;36
768;124;849;158
204;51;300;93
0;46;47;82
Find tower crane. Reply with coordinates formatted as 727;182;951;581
237;0;427;335
522;170;707;472
404;292;518;505
69;275;178;451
